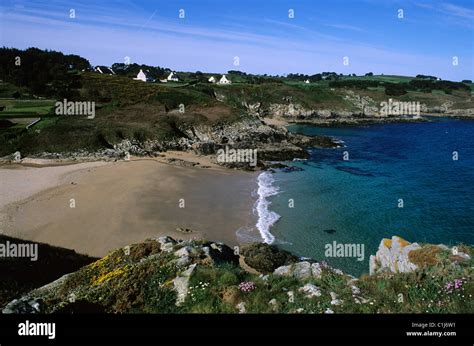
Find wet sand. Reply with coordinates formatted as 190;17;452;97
0;158;258;257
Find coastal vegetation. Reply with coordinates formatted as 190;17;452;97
2;235;472;314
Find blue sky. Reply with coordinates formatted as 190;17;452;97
1;0;473;80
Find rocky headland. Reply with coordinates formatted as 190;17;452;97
0;117;341;170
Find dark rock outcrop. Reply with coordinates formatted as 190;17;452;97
240;243;299;273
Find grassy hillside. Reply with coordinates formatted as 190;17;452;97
1;64;473;157
0;73;242;156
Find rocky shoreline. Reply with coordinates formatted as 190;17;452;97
0;117;341;171
2;106;473;170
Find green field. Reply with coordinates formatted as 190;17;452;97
0;99;56;118
341;75;414;83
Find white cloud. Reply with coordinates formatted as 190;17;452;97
442;3;474;19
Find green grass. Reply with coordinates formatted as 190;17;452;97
0;99;56;119
31;117;59;130
342;75;414;83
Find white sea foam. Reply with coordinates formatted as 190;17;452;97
254;172;281;244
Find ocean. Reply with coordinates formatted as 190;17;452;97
253;118;474;276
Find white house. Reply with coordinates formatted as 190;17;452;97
167;72;179;82
134;69;147;82
95;66;115;75
208;76;216;83
218;75;231;85
304;79;310;84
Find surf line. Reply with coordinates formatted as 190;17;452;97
255;172;281;244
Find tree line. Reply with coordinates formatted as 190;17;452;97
329;78;470;96
0;47;91;99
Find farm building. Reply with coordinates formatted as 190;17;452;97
167;72;179;82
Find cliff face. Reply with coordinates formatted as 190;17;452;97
3;235;472;314
239;89;474;124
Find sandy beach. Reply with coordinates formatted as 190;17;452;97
0;157;258;257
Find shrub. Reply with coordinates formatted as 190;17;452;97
384;83;407;96
408;246;442;268
241;243;298;273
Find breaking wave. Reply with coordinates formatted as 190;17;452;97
254;172;281;244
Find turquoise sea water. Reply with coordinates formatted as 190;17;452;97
265;118;474;276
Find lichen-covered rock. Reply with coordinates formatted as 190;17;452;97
273;260;335;280
293;261;312;279
369;236;421;275
173;264;196;306
273;265;292;277
311;263;322;278
156;236;177;252
174;246;193;267
330;291;343;306
299;284;321;298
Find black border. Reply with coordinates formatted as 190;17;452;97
0;313;472;345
